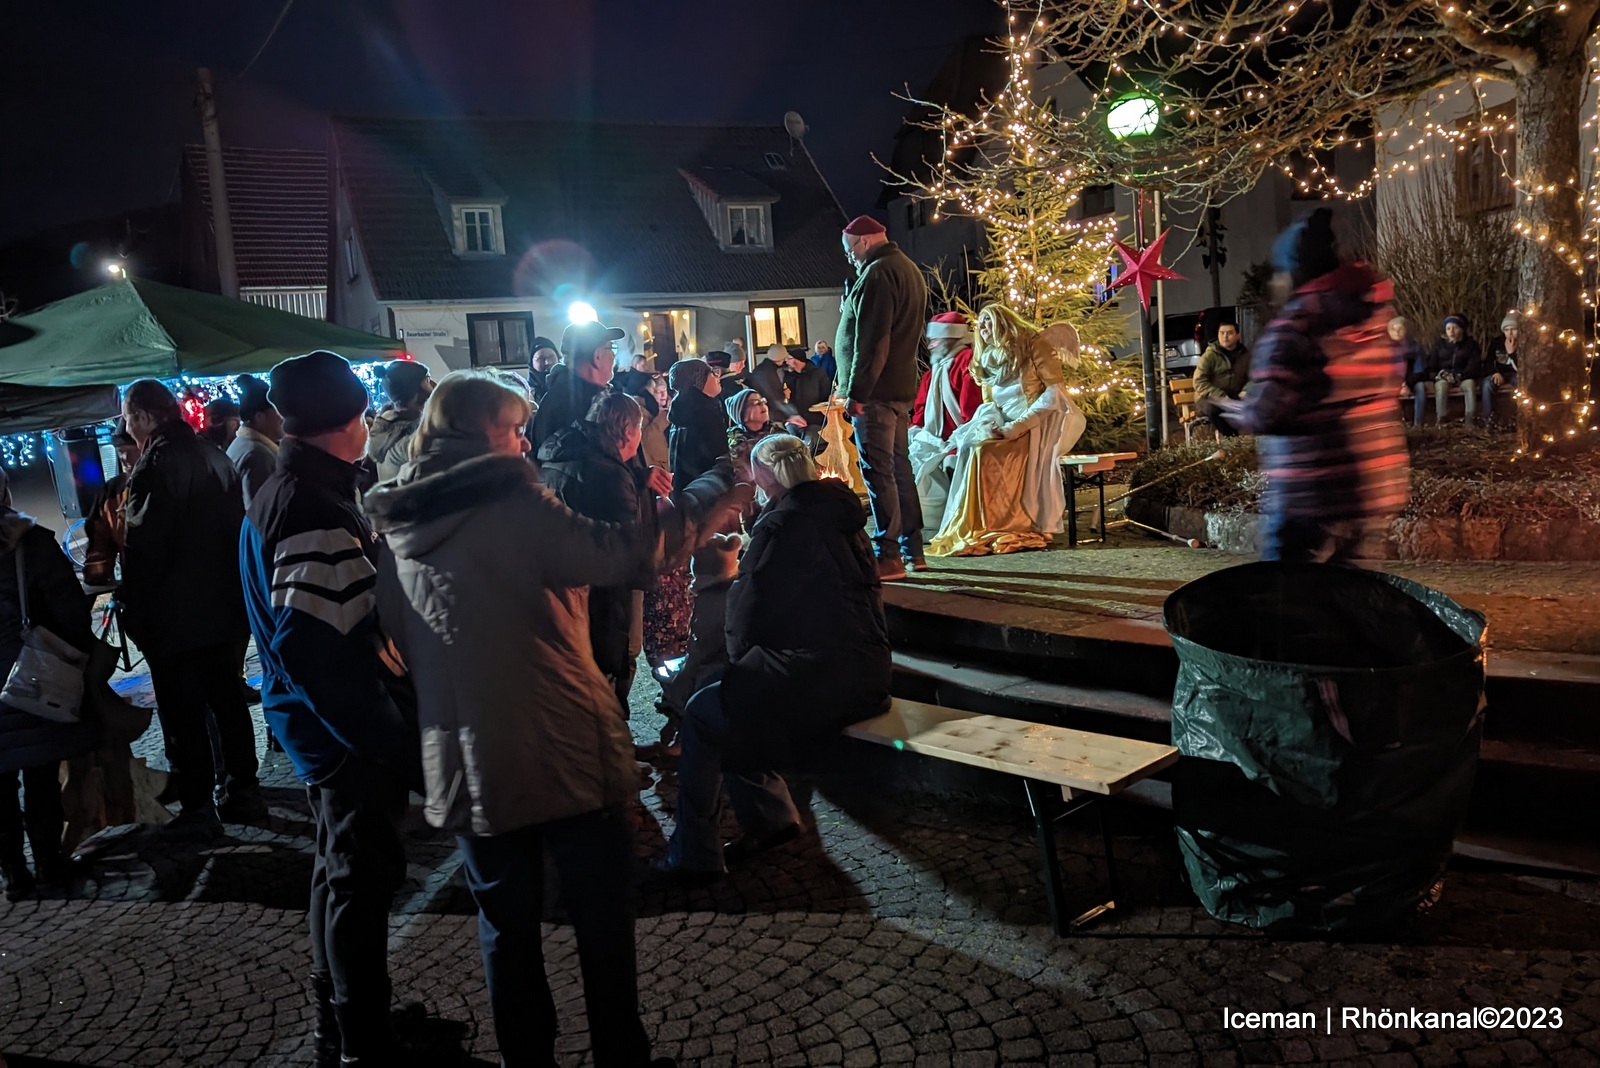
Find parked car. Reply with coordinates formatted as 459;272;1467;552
1165;339;1201;375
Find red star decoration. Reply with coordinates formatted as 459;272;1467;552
1109;228;1184;312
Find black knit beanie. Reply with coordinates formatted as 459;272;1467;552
1271;207;1340;289
268;351;371;437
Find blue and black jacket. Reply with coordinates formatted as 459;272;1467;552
239;437;418;786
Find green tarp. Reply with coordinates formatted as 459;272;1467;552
0;277;404;389
0;383;121;435
1163;562;1486;934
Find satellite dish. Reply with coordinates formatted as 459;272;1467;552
783;111;809;141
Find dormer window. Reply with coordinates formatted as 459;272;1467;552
451;203;504;257
681;168;780;252
463;209;495;252
728;205;767;248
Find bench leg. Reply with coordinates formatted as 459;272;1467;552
1024;780;1121;935
1065;467;1079;547
1024;779;1071;936
1097;472;1108;543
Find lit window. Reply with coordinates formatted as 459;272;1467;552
750;301;805;348
463;209;496;253
728;205;766;247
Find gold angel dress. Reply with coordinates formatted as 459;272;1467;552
927;334;1086;556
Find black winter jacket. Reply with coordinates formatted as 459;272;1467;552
538;423;656;679
120;420;247;657
1430;337;1484;381
784;361;832;429
669;389;729;493
0;512;95;774
720;479;891;771
531;364;605;455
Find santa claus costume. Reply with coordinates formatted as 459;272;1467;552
908;312;984;523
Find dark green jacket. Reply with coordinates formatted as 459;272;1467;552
834;241;927;405
1194;341;1252;400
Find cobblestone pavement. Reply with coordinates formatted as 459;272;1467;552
2;663;1598;1067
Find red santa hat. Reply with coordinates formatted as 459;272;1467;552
926;311;970;340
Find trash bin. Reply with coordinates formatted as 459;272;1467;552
1163;562;1486;934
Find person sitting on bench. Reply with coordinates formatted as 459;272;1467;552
1193;322;1250;435
656;434;891;880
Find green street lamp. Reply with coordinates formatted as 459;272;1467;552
1104;89;1166;449
1107;93;1161;139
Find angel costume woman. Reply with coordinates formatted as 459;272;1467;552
927;304;1087;556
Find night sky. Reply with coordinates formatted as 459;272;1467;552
2;0;1003;243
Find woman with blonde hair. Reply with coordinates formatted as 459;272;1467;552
366;370;675;1068
926;303;1086;556
657;432;891;879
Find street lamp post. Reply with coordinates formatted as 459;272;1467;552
1105;93;1177;453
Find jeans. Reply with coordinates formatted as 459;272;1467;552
145;642;259;814
457;806;652;1068
665;682;801;872
0;764;64;877
1259;511;1367;565
1195;396;1242;436
1430;377;1478;424
851;402;923;561
306;755;409;1058
1481;374;1514;421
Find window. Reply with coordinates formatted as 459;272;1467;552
750;301;806;349
1080;184;1116;218
904;199;930;231
463;209;496;253
467;312;534;367
343;229;359;282
728;205;767;247
764;152;787;171
1456;103;1516;217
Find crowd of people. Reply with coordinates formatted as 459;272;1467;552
0;200;1440;1061
0;212;1097;1068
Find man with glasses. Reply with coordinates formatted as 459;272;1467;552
530;320;625;455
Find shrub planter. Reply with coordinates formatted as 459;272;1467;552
1128;497;1600;561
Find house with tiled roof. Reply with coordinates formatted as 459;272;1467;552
327;116;850;371
180;146;328;319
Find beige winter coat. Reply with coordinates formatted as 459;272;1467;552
365;449;643;835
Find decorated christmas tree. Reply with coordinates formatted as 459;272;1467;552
917;44;1143;453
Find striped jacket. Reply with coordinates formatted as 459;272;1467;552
1238;264;1411;524
239;438;418;785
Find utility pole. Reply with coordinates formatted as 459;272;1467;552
1202;203;1225;309
196;68;239;299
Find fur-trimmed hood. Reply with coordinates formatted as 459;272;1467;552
365;451;540;560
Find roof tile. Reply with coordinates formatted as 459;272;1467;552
330;117;849;304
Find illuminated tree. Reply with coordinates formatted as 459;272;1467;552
895;0;1600;455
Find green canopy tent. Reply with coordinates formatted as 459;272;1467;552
0;277;405;396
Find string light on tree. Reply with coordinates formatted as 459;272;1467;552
888;0;1600;456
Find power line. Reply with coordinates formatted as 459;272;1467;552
235;0;296;81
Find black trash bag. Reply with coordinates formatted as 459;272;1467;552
1163;562;1486;934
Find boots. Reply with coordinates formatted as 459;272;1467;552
1;854;35;902
217;781;270;826
310;974;340;1068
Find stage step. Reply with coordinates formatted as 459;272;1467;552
888;636;1600;868
883;587;1600;750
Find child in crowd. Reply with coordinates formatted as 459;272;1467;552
658;533;742;752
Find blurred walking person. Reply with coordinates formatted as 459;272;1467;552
1217;210;1410;564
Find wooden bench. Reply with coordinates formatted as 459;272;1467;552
1169;376;1207;444
846;697;1179;935
1060;452;1140;546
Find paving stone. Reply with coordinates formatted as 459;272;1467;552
0;676;1593;1067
